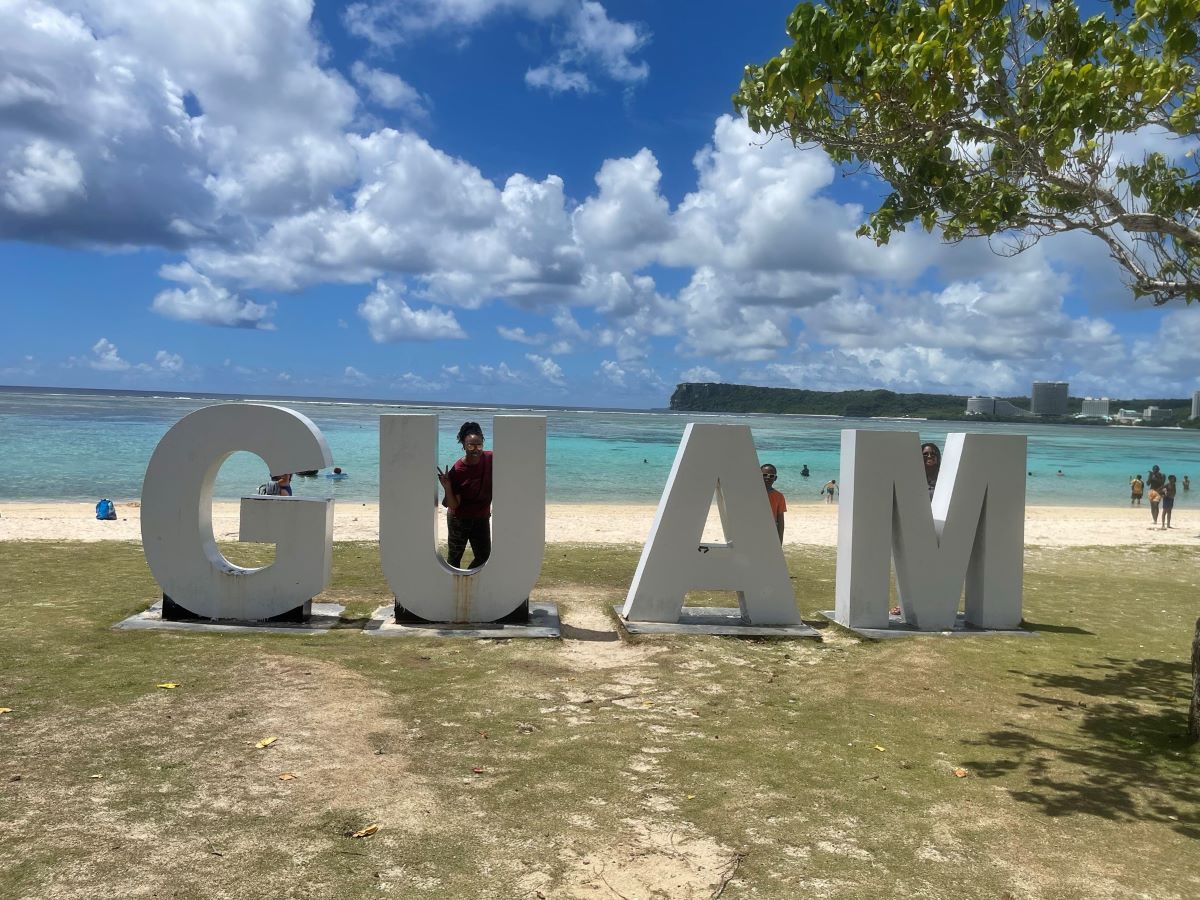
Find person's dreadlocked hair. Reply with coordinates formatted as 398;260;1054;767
457;421;484;445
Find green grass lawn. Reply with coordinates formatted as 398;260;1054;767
0;541;1197;899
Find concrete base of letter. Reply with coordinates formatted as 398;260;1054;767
615;605;820;639
365;601;560;639
162;594;311;623
393;599;531;625
819;610;1034;640
114;600;346;635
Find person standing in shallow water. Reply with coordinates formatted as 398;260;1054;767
761;463;786;543
1130;474;1144;506
438;421;493;569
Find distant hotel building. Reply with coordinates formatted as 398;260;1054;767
966;397;1034;417
1193;390;1200;419
1030;381;1069;416
1142;406;1174;423
1080;397;1110;417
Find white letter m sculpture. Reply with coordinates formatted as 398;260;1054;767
833;430;1027;633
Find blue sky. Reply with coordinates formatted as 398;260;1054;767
1;0;1197;407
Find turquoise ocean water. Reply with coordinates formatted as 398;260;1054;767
1;387;1198;507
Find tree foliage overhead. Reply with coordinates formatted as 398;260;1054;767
734;0;1200;304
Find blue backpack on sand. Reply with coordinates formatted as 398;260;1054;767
95;499;116;520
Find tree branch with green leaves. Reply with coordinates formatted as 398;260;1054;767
735;0;1199;304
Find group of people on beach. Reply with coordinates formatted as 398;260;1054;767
1130;467;1188;529
760;462;844;543
761;441;943;550
261;425;1190;571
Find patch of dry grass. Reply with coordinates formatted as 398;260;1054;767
0;541;1197;898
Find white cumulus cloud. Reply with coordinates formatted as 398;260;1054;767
86;338;129;372
679;366;720;383
154;350;184;373
358;281;467;342
351;62;428;119
152;265;275;329
344;0;647;94
597;359;626;387
525;353;565;385
2;140;85;215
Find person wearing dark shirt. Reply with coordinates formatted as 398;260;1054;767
921;442;941;499
437;420;493;569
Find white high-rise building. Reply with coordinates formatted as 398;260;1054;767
1192;390;1200;419
1031;381;1069;416
1081;397;1110;417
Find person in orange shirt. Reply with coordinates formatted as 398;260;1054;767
761;463;787;543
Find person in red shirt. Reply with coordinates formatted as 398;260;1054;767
761;463;786;543
437;420;493;568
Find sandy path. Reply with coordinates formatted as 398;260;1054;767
0;500;1196;547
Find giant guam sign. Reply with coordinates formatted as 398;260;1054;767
140;404;1028;635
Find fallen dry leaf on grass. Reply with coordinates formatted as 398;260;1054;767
472;767;485;774
873;745;887;752
0;708;12;715
953;767;969;778
255;737;278;749
278;773;298;781
156;683;180;690
350;823;379;838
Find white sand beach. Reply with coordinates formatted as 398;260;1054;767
0;499;1195;547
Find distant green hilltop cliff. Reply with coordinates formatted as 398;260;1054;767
669;382;1198;426
670;382;977;417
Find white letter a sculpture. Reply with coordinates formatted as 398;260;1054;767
620;424;816;636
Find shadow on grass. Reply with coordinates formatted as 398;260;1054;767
1020;620;1094;635
960;657;1200;839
